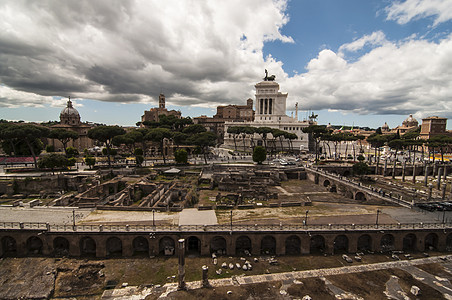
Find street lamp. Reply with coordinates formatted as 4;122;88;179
152;209;155;227
305;210;309;226
230;210;233;230
376;209;381;226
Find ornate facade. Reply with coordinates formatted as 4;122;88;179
49;98;94;151
223;74;312;152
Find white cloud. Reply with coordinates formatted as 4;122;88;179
338;31;387;53
283;33;452;120
386;0;452;26
0;0;292;108
0;85;64;108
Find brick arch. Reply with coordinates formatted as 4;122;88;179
1;236;17;256
159;236;175;256
187;236;201;255
285;235;301;255
132;236;149;256
380;234;395;252
357;234;372;251
354;191;367;201
236;236;252;256
424;233;438;251
210;236;227;255
261;235;276;255
447;233;452;251
53;237;70;257
106;237;122;257
80;236;96;257
310;235;325;254
333;235;349;253
27;236;43;255
403;233;417;252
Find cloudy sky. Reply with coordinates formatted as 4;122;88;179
0;0;451;129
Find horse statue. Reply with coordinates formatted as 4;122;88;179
263;69;276;81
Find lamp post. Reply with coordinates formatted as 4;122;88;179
230;210;233;230
152;209;155;227
305;210;309;226
376;209;381;226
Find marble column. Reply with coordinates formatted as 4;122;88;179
178;239;186;290
437;168;443;190
402;161;406;182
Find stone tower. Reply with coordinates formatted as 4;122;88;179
159;93;165;109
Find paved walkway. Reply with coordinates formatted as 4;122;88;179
178;208;218;225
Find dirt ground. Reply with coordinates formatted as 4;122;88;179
0;253;443;299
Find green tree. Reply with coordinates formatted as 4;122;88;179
252;146;267;164
174;149;188;164
84;156;96;169
352;162;369;177
38;153;68;174
255;127;273;149
182;124;206;135
46;145;55;152
87;125;125;167
145;127;173;164
48;128;79;155
302;125;328;162
187;131;217;164
65;146;79;158
227;126;241;151
11;124;50;168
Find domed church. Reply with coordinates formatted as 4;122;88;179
49;97;94;151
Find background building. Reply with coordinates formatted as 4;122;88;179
194;98;254;144
223;74;312;152
49;98;94;151
141;94;181;124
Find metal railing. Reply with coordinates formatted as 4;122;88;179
1;221;450;233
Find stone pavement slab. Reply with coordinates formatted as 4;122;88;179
178;208;218;225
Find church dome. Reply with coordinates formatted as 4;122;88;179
402;114;418;127
60;98;81;125
382;122;389;131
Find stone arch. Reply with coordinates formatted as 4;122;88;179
424;233;438;251
27;236;43;255
380;234;395;252
1;236;17;256
285;235;301;255
53;237;70;257
334;235;349;253
355;192;366;201
106;237;122;257
330;185;337;193
323;180;330;187
132;236;149;256
310;235;325;254
343;170;351;177
187;236;201;256
80;237;96;257
159;236;175;256
403;233;417;252
236;236;252;256
447;234;452;251
344;190;354;199
210;236;227;255
357;234;372;251
261;235;276;255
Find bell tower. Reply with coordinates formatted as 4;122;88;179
159;93;165;109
